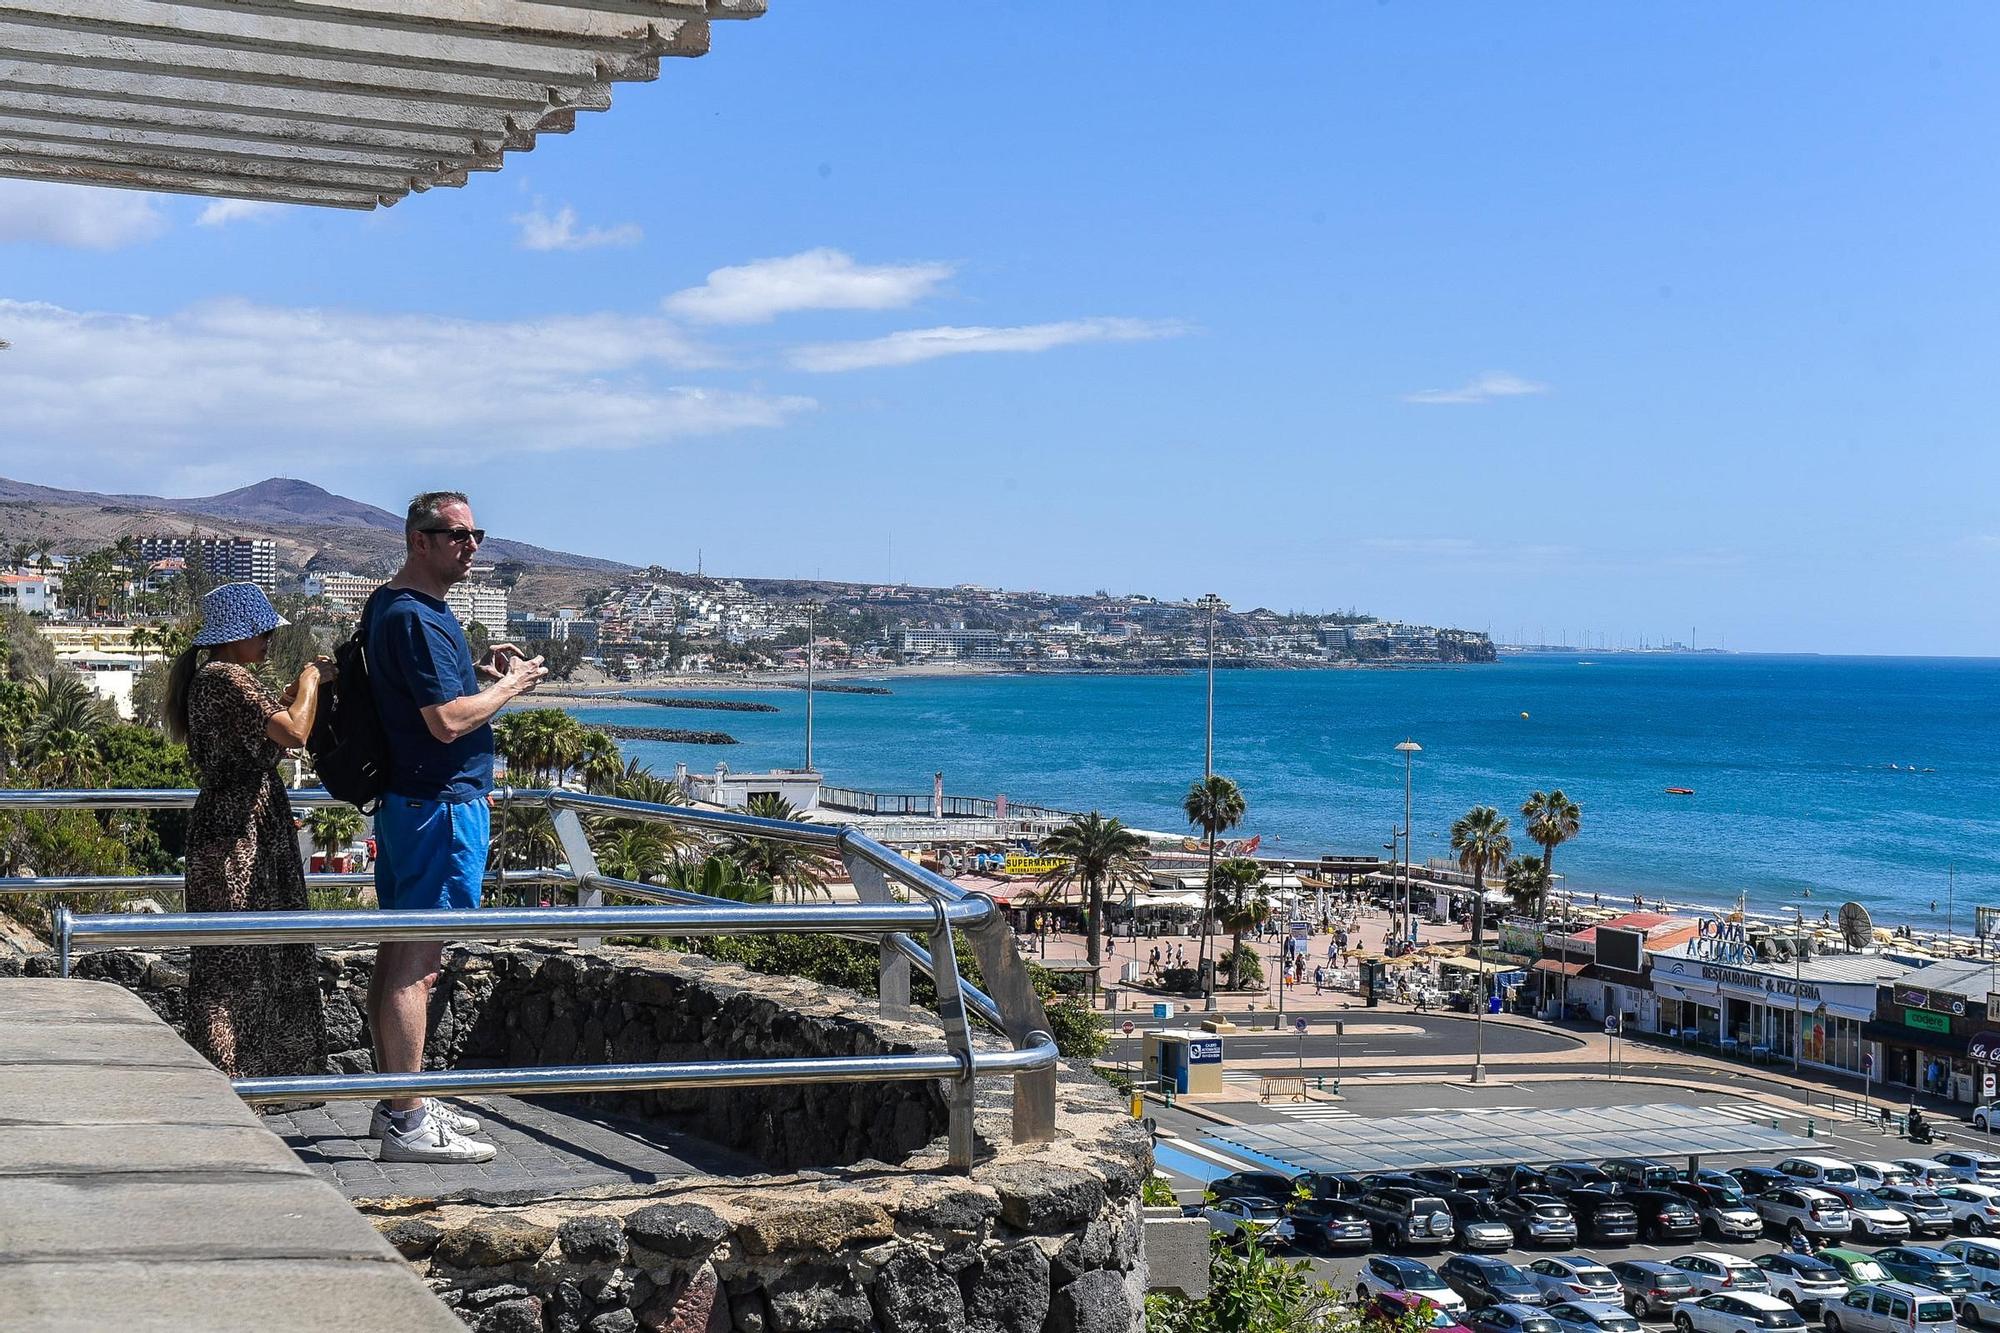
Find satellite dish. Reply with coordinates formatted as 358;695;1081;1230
1839;901;1874;951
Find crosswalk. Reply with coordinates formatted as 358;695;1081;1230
1707;1100;1800;1124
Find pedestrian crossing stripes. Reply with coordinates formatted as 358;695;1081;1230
1258;1102;1359;1121
1707;1100;1799;1123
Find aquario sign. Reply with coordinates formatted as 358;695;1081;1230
1685;916;1754;966
1189;1038;1223;1064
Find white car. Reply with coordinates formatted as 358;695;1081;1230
1822;1283;1958;1333
1941;1239;2000;1292
1959;1289;2000;1331
1777;1156;1862;1188
1752;1186;1852;1240
1671;1292;1807;1333
1821;1185;1914;1241
1971;1105;2000;1134
1934;1152;2000;1186
1938;1183;2000;1235
1529;1259;1624;1305
1202;1196;1295;1244
1899;1160;1957;1187
1856;1161;1920;1190
1668;1254;1772;1298
1544;1302;1643;1333
1752;1254;1853;1315
1356;1255;1467;1316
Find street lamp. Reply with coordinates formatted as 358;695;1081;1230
1196;593;1227;777
802;599;822;773
1395;740;1422;947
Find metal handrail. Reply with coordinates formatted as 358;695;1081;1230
19;784;1058;1169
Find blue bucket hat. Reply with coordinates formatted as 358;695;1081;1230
192;582;289;647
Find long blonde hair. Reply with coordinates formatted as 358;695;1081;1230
163;645;207;745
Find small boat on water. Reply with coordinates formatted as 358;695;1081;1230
1664;787;1695;796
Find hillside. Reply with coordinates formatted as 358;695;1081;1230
0;476;632;580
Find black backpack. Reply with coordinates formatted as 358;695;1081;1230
308;587;393;811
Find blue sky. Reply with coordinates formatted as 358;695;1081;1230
4;3;1999;655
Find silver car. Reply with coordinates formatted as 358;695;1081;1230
1544;1302;1644;1333
1875;1184;1956;1239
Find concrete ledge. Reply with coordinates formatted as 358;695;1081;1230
0;979;459;1333
1143;1207;1211;1298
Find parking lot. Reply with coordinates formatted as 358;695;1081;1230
1153;1078;2000;1313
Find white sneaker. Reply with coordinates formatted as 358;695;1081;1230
378;1113;498;1164
369;1100;481;1139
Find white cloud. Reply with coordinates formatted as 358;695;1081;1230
196;199;281;227
514;203;643;252
0;180;167;250
789;316;1189;373
666;248;954;325
1401;371;1550;405
0;297;810;464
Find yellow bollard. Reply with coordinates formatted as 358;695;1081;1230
1130;1090;1145;1119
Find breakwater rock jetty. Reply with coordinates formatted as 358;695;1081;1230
613;695;780;713
595;723;736;745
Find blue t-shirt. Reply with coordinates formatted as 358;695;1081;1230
366;586;493;803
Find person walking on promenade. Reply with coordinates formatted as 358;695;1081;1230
166;583;332;1081
366;491;546;1163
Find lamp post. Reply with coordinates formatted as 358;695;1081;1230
1395;740;1422;948
1471;895;1488;1084
802;599;821;773
1792;905;1804;1073
1197;593;1226;777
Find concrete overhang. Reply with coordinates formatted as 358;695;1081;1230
0;0;765;208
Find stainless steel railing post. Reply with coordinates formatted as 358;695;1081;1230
924;894;978;1173
840;848;912;1017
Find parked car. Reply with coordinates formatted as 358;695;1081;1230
1543;1301;1644;1333
1528;1259;1624;1305
1671;1292;1808;1333
1685;1169;1744;1190
1297;1170;1371;1201
1752;1254;1851;1315
1732;1168;1796;1197
1604;1159;1685;1191
1497;1195;1582;1247
1446;1192;1526;1252
1288;1197;1373;1250
1356;1187;1458;1250
1359;1256;1469;1316
1564;1186;1643;1244
1672;1182;1766;1242
1468;1305;1562;1333
1819;1185;1915;1241
1899;1161;1958;1188
1939;1239;2000;1293
1624;1189;1704;1243
1752;1186;1853;1241
1873;1184;1957;1239
1937;1184;2000;1236
1548;1164;1618;1191
1420;1168;1503;1196
1867;1247;1977;1299
1367;1291;1478;1333
1957;1290;2000;1331
1442;1256;1549;1310
1821;1283;1958;1333
1934;1153;2000;1187
1202;1196;1296;1245
1813;1250;1893;1288
1668;1253;1772;1298
1606;1260;1697;1319
1970;1105;2000;1135
1778;1157;1864;1189
1856;1162;1921;1190
1208;1170;1299;1203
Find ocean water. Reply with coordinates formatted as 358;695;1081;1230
558;656;2000;927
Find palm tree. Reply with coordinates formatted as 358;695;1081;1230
305;806;365;868
1521;789;1582;920
1036;812;1150;967
1183;774;1246;1004
595;824;672;884
720;793;838;901
1210;856;1270;987
585;759;704;880
1504;854;1551;919
21;672;112;783
577;728;623;794
1450;805;1513;952
666;853;774;904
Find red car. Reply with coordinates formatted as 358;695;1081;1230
1369;1292;1476;1333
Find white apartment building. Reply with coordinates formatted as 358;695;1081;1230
136;535;278;589
895;626;1003;658
0;573;51;615
306;570;507;631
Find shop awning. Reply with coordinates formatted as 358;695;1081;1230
1441;957;1519;975
1865;1021;1970;1058
1532;959;1590;977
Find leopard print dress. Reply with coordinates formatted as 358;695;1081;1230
183;661;327;1079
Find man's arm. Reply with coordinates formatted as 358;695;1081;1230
421;652;546;744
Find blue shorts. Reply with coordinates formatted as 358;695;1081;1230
373;795;488;911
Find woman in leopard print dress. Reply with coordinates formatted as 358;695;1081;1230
166;583;334;1079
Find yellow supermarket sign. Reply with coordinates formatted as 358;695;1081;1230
1003;854;1069;876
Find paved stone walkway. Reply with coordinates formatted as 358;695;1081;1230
264;1095;757;1203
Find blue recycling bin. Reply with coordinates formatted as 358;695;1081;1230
1488;996;1503;1014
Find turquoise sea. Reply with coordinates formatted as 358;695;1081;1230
559;656;2000;928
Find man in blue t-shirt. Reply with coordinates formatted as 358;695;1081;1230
364;490;545;1163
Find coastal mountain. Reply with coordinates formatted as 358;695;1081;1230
0;475;631;581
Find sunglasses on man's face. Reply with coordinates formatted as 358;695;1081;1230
420;526;485;545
